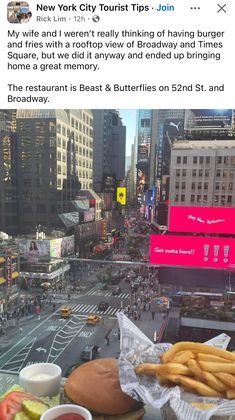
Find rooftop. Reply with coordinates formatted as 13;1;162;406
173;139;235;150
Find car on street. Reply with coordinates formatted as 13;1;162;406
80;344;100;362
112;286;122;296
98;301;109;312
60;306;72;318
86;314;101;325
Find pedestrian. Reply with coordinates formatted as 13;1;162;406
151;311;155;320
113;331;118;340
105;336;110;346
19;327;23;334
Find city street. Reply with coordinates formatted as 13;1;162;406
0;276;165;377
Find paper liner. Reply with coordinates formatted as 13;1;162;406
117;312;235;420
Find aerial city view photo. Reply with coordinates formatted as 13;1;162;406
1;109;235;418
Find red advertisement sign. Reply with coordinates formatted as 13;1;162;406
169;206;235;234
150;234;235;270
6;255;12;289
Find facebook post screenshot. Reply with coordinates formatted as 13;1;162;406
0;0;235;419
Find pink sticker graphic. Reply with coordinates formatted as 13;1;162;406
150;235;235;270
169;206;235;234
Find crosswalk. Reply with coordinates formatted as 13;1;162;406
67;302;121;316
85;288;130;299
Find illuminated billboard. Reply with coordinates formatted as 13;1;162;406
50;237;75;258
19;240;50;262
83;208;95;222
73;199;89;211
117;187;126;205
138;144;150;163
58;212;80;228
185;109;232;129
169;206;235;234
150;234;235;270
137;168;146;195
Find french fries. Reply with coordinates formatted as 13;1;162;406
198;361;235;374
197;353;231;364
171;350;196;364
162;342;235;364
135;341;235;399
215;372;235;389
134;363;158;376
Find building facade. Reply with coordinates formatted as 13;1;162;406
0;109;93;235
92;110;126;193
0;241;20;313
169;140;235;208
0;110;18;235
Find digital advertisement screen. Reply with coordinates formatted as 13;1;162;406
150;234;235;270
169;206;235;234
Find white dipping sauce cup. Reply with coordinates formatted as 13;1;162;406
41;404;92;420
19;363;62;397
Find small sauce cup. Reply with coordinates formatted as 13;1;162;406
40;404;92;420
19;363;62;397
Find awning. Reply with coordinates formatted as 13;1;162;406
0;257;5;263
12;272;19;279
0;277;6;285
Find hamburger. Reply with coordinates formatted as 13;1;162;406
64;358;144;419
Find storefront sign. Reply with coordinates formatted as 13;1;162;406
6;255;12;289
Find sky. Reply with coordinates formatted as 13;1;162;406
119;109;137;156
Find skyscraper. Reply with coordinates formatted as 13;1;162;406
16;109;71;233
0;109;93;235
0;110;18;235
92;110;126;193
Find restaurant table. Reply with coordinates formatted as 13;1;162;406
0;369;162;419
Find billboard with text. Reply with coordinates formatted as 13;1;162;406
150;234;235;270
169;206;235;234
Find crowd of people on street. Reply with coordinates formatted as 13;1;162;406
123;269;162;321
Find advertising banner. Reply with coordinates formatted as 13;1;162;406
185;109;233;129
83;208;95;222
50;238;62;258
73;199;90;211
169;206;235;234
19;240;50;262
137;168;145;195
117;187;126;205
150;234;235;270
61;235;75;257
58;212;80;228
138;144;150;163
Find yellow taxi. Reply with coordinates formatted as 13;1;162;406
86;314;101;325
60;306;72;318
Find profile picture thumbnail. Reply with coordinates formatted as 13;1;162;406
7;1;32;23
